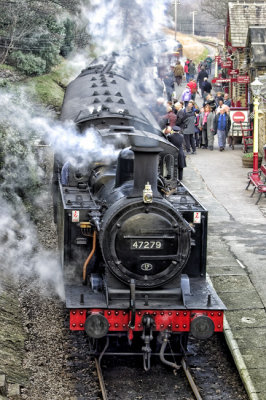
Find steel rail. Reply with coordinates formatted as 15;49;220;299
95;357;108;400
196;38;221;48
181;357;202;400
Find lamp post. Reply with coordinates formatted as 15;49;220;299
250;77;263;176
190;11;198;36
174;0;180;40
214;43;219;78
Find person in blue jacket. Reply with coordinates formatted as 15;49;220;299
213;106;231;151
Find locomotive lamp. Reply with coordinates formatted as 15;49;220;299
143;182;153;203
190;314;215;340
84;313;109;339
250;77;263;176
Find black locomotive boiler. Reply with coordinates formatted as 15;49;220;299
53;54;225;370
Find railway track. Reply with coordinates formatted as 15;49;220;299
95;357;108;400
196;37;222;49
181;357;202;400
95;354;203;400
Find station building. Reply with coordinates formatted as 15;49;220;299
221;1;266;155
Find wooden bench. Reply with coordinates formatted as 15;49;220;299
260;164;266;182
246;171;266;204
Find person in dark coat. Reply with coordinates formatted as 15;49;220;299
197;67;208;97
188;60;196;79
174;102;186;128
182;101;197;154
164;125;186;181
202;77;212;99
203;94;216;112
173;61;184;86
163;74;174;101
223;93;232;107
214;91;223;106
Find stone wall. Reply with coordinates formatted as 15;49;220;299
0;269;28;397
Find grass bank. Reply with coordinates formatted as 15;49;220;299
22;59;79;111
0;57;84;111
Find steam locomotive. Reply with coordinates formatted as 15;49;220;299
53;53;225;370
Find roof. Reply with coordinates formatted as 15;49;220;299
247;26;266;66
228;2;266;47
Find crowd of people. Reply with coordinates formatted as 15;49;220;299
151;56;232;182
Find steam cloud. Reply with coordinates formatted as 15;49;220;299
0;89;118;298
0;0;173;297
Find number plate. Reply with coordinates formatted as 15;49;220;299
130;240;164;250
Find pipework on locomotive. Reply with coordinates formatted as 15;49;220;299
53;52;225;370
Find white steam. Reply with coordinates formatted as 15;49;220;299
84;0;169;55
0;0;173;298
0;88;118;299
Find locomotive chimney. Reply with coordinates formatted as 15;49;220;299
129;137;162;198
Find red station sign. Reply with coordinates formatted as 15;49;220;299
221;61;233;69
232;111;246;123
212;78;237;83
228;69;239;75
237;75;250;84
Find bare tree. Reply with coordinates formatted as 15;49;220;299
0;1;43;63
0;0;82;63
200;0;229;22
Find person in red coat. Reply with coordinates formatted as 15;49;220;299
187;79;197;101
184;58;190;83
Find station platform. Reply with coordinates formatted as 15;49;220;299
183;145;266;400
